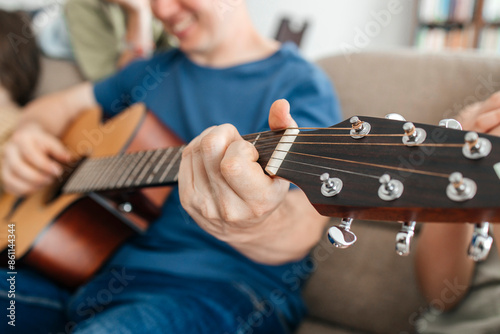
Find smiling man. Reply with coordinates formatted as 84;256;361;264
0;0;341;333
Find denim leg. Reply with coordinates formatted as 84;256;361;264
0;268;70;334
68;268;295;334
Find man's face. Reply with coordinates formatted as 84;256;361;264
151;0;231;56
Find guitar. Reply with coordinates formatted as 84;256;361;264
1;103;499;288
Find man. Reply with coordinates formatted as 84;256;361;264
0;0;341;333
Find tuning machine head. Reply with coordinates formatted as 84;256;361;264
350;116;371;139
328;218;357;249
446;172;476;202
320;173;343;197
402;122;427;146
395;221;416;256
378;174;404;201
439;118;463;130
463;132;492;160
468;223;493;262
385;113;407;121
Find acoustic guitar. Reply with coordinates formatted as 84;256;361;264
1;103;499;288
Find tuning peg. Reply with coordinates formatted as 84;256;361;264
446;172;477;202
320;173;343;197
350;116;371;139
327;218;357;249
439;118;462;130
468;223;493;262
378;174;404;201
402;122;427;146
463;132;492;160
395;221;416;256
385;113;406;121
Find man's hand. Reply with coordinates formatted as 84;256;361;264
178;99;294;242
178;99;327;264
457;91;500;134
2;123;71;196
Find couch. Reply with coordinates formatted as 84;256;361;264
35;49;500;334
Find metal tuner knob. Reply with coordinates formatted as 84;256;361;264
395;221;416;256
385;113;406;121
439;118;463;130
327;218;357;249
468;222;493;262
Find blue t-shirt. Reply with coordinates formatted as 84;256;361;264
94;42;342;320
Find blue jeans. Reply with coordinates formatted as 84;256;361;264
0;267;300;334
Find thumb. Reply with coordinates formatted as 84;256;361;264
268;99;297;131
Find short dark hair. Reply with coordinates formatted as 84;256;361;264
0;10;40;106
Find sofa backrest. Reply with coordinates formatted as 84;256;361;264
300;50;500;333
317;50;500;124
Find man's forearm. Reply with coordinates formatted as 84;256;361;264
21;82;97;136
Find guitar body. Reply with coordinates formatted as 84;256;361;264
0;104;182;288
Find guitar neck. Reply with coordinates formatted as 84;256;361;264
63;130;284;194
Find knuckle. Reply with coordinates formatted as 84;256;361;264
220;157;242;178
200;134;221;156
220;205;238;224
181;146;192;159
251;203;268;218
199;198;218;222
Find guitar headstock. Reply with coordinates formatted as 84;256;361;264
266;116;500;224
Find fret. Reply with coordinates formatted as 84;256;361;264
98;154;124;190
148;147;174;184
63;160;86;193
90;156;115;191
143;148;169;185
82;159;100;192
135;149;163;186
124;151;155;188
116;153;143;188
251;133;261;146
108;153;133;189
158;147;183;183
92;157;111;191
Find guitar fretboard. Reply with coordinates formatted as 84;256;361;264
62;129;285;194
63;146;185;193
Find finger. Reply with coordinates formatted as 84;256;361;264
19;136;68;176
268;99;297;130
221;139;287;206
199;124;240;186
3;144;54;187
478;92;500;114
1;168;37;196
42;132;72;163
179;126;219;216
487;125;500;137
474;109;500;134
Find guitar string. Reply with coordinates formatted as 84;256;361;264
254;141;464;149
278;160;380;180
267;149;450;179
67;127;461;192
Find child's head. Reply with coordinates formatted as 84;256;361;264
0;10;40;106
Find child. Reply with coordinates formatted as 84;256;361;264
0;9;41;192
